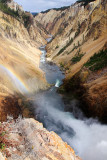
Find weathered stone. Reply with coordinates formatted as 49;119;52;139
0;118;81;160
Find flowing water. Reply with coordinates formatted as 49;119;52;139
34;40;107;160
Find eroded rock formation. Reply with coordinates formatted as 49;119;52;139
0;118;81;160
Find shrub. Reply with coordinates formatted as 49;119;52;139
0;123;8;150
57;38;74;55
55;45;59;49
68;28;73;36
0;2;20;19
57;46;66;55
22;13;34;28
0;0;12;2
84;49;107;71
57;28;63;35
0;2;34;28
60;62;65;68
41;6;70;14
74;22;81;38
71;53;84;63
77;0;95;7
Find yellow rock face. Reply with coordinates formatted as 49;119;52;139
36;0;107;79
0;11;48;96
35;0;107;121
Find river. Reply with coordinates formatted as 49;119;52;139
34;38;107;160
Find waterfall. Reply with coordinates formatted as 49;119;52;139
55;79;61;87
34;37;107;160
34;89;107;160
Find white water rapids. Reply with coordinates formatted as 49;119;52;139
34;41;107;160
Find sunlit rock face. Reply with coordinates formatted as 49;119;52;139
0;152;6;160
0;10;48;97
0;9;49;122
0;118;81;160
35;0;106;68
6;0;24;12
35;0;107;121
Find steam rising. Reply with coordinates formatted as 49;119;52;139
34;89;107;160
37;42;107;160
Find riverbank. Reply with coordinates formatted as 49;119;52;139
0;38;81;160
35;0;107;124
33;37;107;160
58;63;107;123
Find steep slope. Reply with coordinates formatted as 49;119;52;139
36;0;106;65
35;0;107;122
0;118;81;160
0;5;49;121
0;2;81;160
0;6;49;94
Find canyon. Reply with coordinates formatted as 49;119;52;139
0;1;80;159
0;0;107;160
35;0;107;122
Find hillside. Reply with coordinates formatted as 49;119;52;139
35;0;107;122
0;1;81;160
0;1;49;121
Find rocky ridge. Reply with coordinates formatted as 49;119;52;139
6;0;23;12
0;118;81;160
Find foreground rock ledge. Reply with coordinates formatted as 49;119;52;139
0;118;81;160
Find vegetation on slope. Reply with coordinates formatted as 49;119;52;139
57;22;82;56
41;6;70;14
0;0;11;3
0;123;8;150
0;1;34;28
57;38;74;55
71;53;84;63
77;0;95;6
84;49;107;71
0;2;20;18
31;12;38;16
22;13;34;28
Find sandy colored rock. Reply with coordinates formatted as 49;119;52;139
36;0;107;75
0;9;49;122
36;0;107;121
0;118;81;160
0;152;6;160
0;10;48;98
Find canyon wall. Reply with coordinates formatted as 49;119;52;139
0;7;49;121
0;0;106;159
36;0;107;122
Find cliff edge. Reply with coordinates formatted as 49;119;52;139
0;118;81;160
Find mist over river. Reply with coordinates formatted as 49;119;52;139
34;40;107;160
